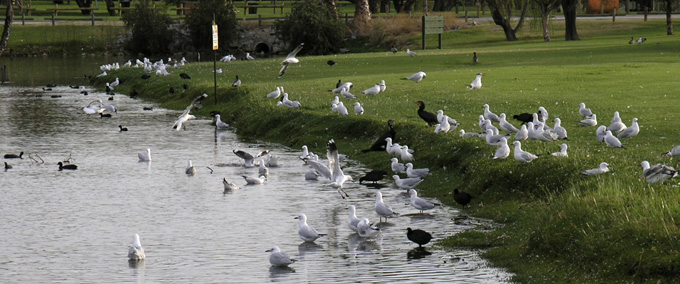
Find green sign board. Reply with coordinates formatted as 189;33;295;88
422;15;443;50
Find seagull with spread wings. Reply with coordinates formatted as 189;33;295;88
278;43;304;78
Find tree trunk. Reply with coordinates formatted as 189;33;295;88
666;1;673;35
541;12;550;42
393;0;404;12
562;0;580;40
369;0;380;13
325;0;339;19
380;0;389;12
74;0;93;15
105;0;117;16
489;7;518;41
0;0;15;57
354;0;372;34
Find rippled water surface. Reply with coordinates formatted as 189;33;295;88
0;62;511;283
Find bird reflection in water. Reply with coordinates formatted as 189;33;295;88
407;247;432;260
269;265;295;277
128;259;145;269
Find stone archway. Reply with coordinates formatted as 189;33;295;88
254;42;270;55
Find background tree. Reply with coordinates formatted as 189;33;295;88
562;0;580;40
433;0;457;11
274;0;345;55
486;0;529;41
355;0;372;34
184;0;240;52
74;0;94;15
532;0;561;41
121;0;175;55
660;0;678;35
0;0;21;56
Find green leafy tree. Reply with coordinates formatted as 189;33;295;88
274;0;346;55
121;0;175;55
184;0;240;52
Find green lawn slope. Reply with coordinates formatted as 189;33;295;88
93;18;680;283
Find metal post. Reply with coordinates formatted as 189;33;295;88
52;13;55;26
91;12;95;26
21;10;25;25
422;16;426;50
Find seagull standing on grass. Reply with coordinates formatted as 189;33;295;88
468;73;484;90
354;102;364;115
493;137;510;159
406;49;417;56
391;158;407;173
596;125;607;142
551;143;569;157
266;86;282;99
278;43;304;78
405;163;429;178
662;146;680;157
604;130;625;148
617;118;639;138
483;103;499;122
392;175;424;189
579;103;593;118
513;141;539;163
641;161;678;183
403;72;427;83
499;113;519;133
553;118;568;140
581;162;610;175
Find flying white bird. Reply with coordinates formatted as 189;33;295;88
581;162;610;175
640;161;678;183
278;43;304;78
172;93;208;131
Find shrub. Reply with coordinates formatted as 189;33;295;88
121;0;175;55
273;0;346;55
184;0;240;52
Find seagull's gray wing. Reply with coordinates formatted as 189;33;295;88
286;43;304;59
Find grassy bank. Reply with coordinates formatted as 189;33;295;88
92;18;680;283
5;25;125;56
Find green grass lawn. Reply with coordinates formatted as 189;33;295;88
94;18;680;283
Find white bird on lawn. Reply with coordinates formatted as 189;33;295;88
392;175;423;189
551;143;569;157
295;213;326;242
513;141;539;163
278;43;304;78
361;84;381;95
215;114;229;129
246;52;255;60
436;110;459;127
375;191;399;222
354;102;364;115
266;246;296;267
391;157;407;173
468;73;483;90
617;118;639;138
379;80;386;92
579;102;593;118
128;234;145;261
405;163;429;178
483;103;500;122
641;161;678;184
385;138;401;156
604;130;625;148
400;146;415;162
340;87;356;99
357;218;381;238
109;77;120;89
537;106;548;122
581;162;610;175
403;71;426;83
486;129;508;146
406;49;417;56
662;146;680;157
434;115;451;134
607;111;627;133
265;86;282;99
553;118;568;140
347;205;362;232
499;113;519;133
332;82;353;93
493;137;510;160
281;93;301;108
334;101;349;116
578;114;598;127
409;189;439;213
515;125;528;141
596;125;607;142
138;148;151;162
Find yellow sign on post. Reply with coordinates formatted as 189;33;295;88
212;23;219;50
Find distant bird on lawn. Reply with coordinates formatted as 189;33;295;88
232;75;241;87
327;60;336;67
403;71;426;83
391;46;398;53
472;52;479;64
628;37;634;44
468;73;483;90
416;101;438;126
581;162;610;176
406;228;432;247
361;119;395;153
278;43;304;78
513;113;533;124
406;49;417;56
179;73;191;79
453;188;472;208
641;161;678;184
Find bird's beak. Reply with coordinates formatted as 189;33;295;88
294;216;299;219
265;249;272;252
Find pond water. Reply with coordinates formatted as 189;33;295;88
0;58;512;283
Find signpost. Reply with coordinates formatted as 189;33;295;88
212;18;218;105
422;15;443;50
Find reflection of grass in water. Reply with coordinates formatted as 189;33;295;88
8;25;125;55
95;19;680;283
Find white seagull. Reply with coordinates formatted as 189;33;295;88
640;161;678;183
596;125;607;142
215;114;229;129
233;149;256;167
579;103;593;117
222;178;240;192
265;86;282;99
361;84;381;95
499;113;519;133
356;218;381;238
128;234;145;261
185;160;196;176
326;139;352;195
340;87;356;99
578;114;598;127
138;148;151;162
406;163;429;178
581;162;610;175
607;111;627;133
391;157;407;173
375;191;399;222
266;246;296;267
409;189;439;213
246;52;255;60
400;146;415;162
604;130;625;148
278;43;304;78
403;71;426;83
354;102;364;115
513;141;539;163
173;93;208;131
553;118;568;140
392;174;423;189
295;213;326;242
468;73;483;90
493;137;510;159
379;80;386;92
406;49;417;56
242;175;266;185
347;205;362;232
515;125;528;141
617;118;639;138
662;146;680;157
550;143;569;157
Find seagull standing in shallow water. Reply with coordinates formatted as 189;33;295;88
375;191;399;222
266;246;296;267
347;205;362;232
278;43;304;78
409;189;439;213
295;213;326;242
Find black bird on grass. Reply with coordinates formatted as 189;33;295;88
327;60;336;67
141;74;151;79
4;151;23;159
473;52;479;64
406;228;432;247
453;188;473;208
390;46;398;53
119;125;128;132
361;119;395;152
183;84;189;91
179;73;191;79
57;162;78;171
336;79;342;88
169;87;175;94
415;101;438;126
359;170;387;184
512;113;533;124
